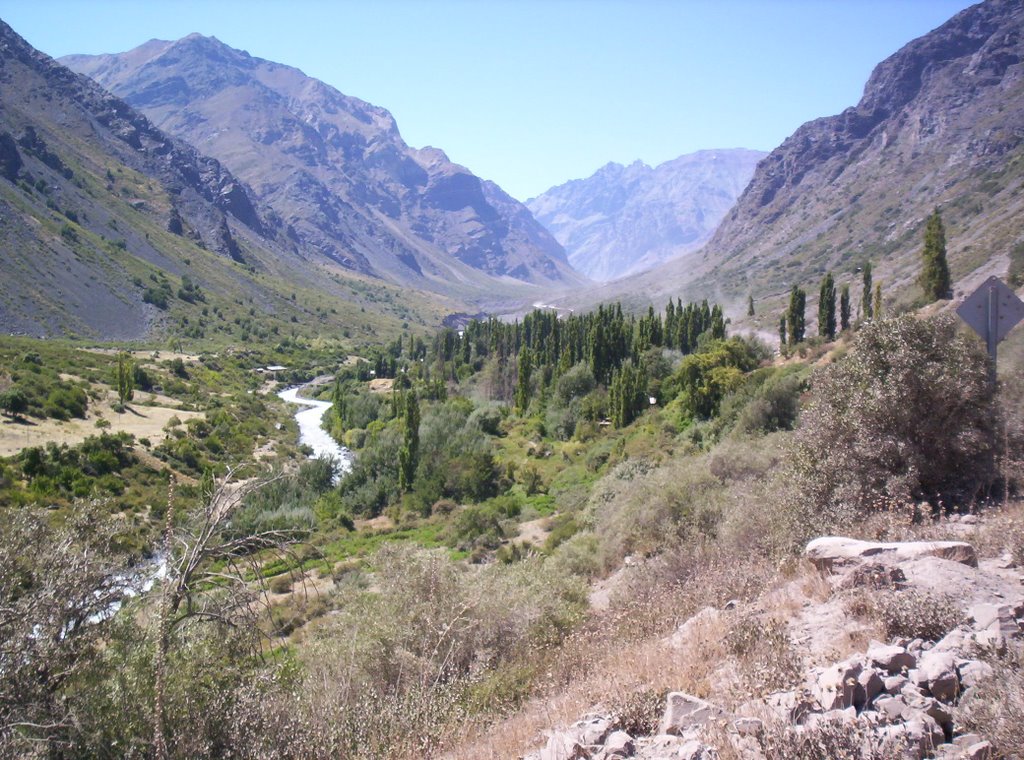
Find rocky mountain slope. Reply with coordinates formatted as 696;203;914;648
602;0;1024;321
0;20;450;340
526;150;764;282
62;35;584;293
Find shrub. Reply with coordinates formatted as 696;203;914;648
786;314;995;524
871;588;962;641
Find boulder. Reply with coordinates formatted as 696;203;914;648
814;660;865;711
573;717;612;746
867;641;917;674
658;693;723;736
805;537;978;572
602;731;635;758
917;650;960;703
541;730;591;760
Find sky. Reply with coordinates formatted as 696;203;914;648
1;0;978;201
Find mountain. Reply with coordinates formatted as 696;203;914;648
526;149;764;281
61;35;584;293
0;20;454;341
603;0;1024;320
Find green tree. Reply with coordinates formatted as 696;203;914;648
874;282;883;320
514;348;533;415
862;262;873;321
839;284;851;332
398;392;420;493
0;387;28;419
778;313;787;348
747;295;755;317
786;286;806;345
818;273;837;340
115;352;134;405
919;209;951;302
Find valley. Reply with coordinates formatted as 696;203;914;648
2;1;1024;759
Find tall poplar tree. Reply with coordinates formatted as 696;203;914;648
116;352;134;406
398;392;420;493
818;273;837;340
839;284;851;332
778;313;787;347
862;262;873;321
514;348;533;415
786;286;806;345
919;209;951;302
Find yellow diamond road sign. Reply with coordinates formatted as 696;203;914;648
956;276;1024;344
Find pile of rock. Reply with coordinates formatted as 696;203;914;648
524;536;1023;760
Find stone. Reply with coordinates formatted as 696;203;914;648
573;717;611;746
966;741;993;760
958;659;993;689
867;641;917;673
814;660;864;711
917;650;960;703
541;730;591;760
658;693;723;736
873;695;908;721
858;667;886;707
884;674;909;694
667;607;722;650
603;731;635;758
805;537;978;572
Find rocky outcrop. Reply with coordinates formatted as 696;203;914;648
526;533;1023;760
527;150;764;282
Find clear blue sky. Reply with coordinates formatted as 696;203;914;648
2;0;977;201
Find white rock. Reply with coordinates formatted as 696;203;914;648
659;693;723;736
603;730;635;758
867;642;917;673
805;537;978;572
917;650;960;703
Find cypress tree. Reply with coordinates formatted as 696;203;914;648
514;348;533;415
116;352;134;405
747;295;755;317
862;262;873;321
398;392;420;493
818;273;837;340
786;286;806;345
874;282;883;320
839;284;851;332
779;313;787;347
919;209;951;302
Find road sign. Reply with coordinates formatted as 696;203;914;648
956;275;1024;384
957;276;1024;343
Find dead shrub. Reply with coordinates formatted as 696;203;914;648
608;687;665;736
957;647;1024;756
870;588;962;642
758;718;893;759
726;615;802;697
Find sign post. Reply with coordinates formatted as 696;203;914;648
956;276;1024;387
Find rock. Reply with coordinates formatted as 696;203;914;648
634;734;715;760
814;660;864;711
573;717;612;746
965;741;993;760
958;659;993;689
659;693;723;736
867;642;917;674
541;731;591;760
603;731;635;758
884;674;909;694
917;650;960;703
858;667;885;707
878;715;945;759
805;537;978;572
873;695;909;721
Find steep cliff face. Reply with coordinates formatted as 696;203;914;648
606;0;1024;316
527;150;764;282
63;35;582;290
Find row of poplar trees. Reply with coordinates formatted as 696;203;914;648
778;209;950;347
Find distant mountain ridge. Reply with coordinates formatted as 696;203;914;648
62;35;584;293
608;0;1024;317
526;149;764;281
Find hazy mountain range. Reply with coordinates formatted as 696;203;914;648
527;149;764;282
601;0;1024;321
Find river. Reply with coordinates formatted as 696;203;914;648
277;384;353;480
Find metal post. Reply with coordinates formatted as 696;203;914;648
987;285;998;388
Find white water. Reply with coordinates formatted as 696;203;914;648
277;385;353;480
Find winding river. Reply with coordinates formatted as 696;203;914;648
277;384;353;480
